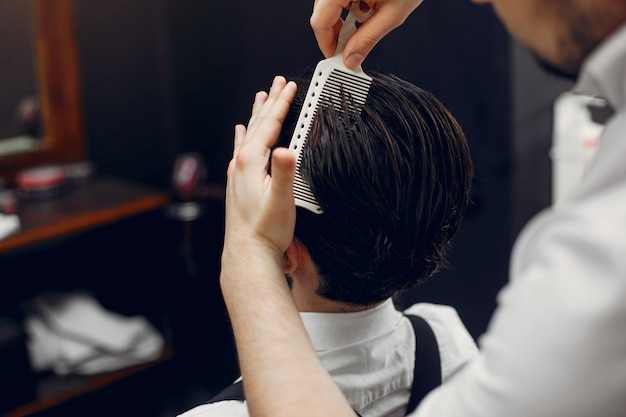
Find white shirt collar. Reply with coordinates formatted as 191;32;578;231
575;22;626;110
299;298;403;352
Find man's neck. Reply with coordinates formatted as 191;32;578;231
296;298;377;313
286;241;382;313
291;285;382;313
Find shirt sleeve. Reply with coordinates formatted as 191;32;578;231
410;188;626;417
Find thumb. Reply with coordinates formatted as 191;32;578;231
270;148;296;201
342;6;417;69
343;29;380;69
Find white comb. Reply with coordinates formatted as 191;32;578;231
289;1;373;214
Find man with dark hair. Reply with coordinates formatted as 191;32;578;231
179;71;477;417
278;71;472;308
220;0;626;416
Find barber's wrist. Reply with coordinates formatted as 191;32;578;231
221;235;284;268
220;240;284;288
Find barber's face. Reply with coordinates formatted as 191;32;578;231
472;0;623;79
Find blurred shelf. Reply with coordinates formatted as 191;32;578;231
0;175;169;254
4;348;174;417
0;175;173;416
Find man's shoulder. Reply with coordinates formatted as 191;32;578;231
403;302;462;323
402;302;479;381
177;399;248;417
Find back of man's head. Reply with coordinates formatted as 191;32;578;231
277;71;473;306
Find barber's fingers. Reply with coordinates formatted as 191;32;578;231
230;76;296;180
228;124;245;179
245;77;296;149
312;0;424;70
344;1;423;68
233;123;245;155
246;76;285;134
246;91;268;137
269;147;296;202
311;0;351;58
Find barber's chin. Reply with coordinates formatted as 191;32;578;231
533;54;579;82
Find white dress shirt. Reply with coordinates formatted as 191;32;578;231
178;299;478;417
413;23;626;417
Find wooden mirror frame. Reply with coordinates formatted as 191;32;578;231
0;0;85;184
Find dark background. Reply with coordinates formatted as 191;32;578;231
1;0;574;415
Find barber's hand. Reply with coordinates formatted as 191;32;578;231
224;76;298;259
311;0;424;69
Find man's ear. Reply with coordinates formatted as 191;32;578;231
283;238;301;274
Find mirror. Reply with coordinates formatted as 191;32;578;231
0;0;85;184
0;0;39;153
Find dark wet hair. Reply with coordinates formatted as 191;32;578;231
277;70;473;306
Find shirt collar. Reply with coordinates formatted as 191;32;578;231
299;298;403;352
575;23;626;110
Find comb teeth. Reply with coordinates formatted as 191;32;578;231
319;69;371;110
289;58;372;214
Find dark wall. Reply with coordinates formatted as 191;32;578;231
74;0;177;188
73;0;326;188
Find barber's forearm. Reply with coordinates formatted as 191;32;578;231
220;75;354;417
220;246;356;417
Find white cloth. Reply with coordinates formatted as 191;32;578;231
413;23;626;417
0;212;19;240
178;299;478;417
24;291;164;375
